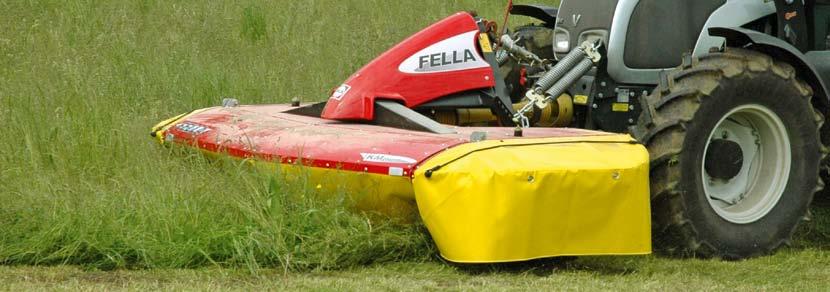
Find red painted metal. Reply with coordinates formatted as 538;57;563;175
321;12;495;121
163;104;609;178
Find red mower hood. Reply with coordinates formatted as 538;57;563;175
321;12;496;121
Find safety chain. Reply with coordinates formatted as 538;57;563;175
512;101;534;128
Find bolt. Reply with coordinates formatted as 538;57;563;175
642;90;649;96
527;175;535;182
628;118;635;124
600;81;607;87
629;91;635;97
598;93;604;98
592;104;598;109
629;105;634;110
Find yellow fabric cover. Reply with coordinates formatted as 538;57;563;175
413;134;651;263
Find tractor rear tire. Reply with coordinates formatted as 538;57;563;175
630;48;825;259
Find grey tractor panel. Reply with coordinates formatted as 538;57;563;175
554;0;619;59
624;0;726;69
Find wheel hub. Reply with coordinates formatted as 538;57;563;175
704;139;744;180
702;104;791;224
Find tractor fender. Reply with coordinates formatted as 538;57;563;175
709;27;830;110
510;4;558;27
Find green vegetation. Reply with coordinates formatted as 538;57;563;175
2;251;829;290
0;0;828;289
0;0;494;270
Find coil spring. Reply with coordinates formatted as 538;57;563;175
533;46;587;94
545;58;593;99
495;49;509;66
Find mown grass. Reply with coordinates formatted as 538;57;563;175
2;250;829;291
1;0;828;287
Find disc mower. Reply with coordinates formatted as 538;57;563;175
153;0;830;261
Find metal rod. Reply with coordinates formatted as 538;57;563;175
499;35;543;64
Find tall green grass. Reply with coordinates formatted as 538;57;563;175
2;0;825;272
0;0;520;270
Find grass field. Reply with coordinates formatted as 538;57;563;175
2;250;830;290
1;0;829;290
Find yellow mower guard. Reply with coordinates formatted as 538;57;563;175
413;135;652;263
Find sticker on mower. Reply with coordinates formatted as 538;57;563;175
329;84;351;101
175;122;211;135
360;153;417;164
398;30;489;74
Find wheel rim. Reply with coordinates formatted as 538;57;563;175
702;104;791;224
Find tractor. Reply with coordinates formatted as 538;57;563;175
481;0;830;259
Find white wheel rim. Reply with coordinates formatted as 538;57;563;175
702;104;791;224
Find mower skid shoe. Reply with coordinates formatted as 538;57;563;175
413;135;652;263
